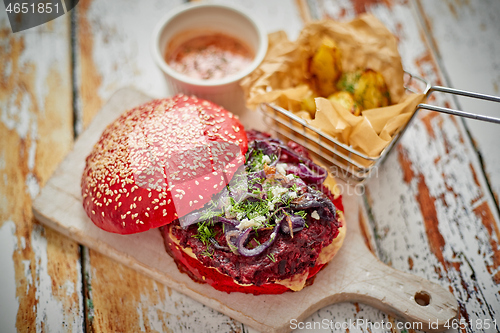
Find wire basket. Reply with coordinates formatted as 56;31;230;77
259;71;500;183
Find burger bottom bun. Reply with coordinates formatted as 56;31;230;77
161;214;346;295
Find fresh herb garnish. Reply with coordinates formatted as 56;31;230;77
230;198;270;221
247;148;276;172
193;145;310;247
295;210;309;228
201;249;214;258
296;210;307;219
193;221;217;246
267;253;276;262
199;199;224;221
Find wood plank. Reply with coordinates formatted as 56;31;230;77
0;10;83;333
71;0;499;331
33;86;459;332
73;0;308;331
74;0;184;131
415;0;500;206
318;0;500;331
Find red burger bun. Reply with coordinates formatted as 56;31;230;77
81;95;248;234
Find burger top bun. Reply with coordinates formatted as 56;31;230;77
81;95;248;234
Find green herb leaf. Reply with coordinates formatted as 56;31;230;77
201;249;214;258
192;221;217;246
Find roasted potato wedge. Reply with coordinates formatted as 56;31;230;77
354;69;391;109
328;91;362;116
310;37;342;96
336;70;361;94
300;95;317;117
337;69;390;109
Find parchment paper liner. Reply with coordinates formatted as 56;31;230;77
241;14;426;158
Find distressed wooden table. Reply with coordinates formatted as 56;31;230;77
1;0;499;332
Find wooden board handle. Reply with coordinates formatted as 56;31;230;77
338;254;458;332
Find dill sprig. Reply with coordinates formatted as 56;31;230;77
192;221;217;246
201;249;214;258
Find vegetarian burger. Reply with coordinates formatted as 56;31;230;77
82;94;345;295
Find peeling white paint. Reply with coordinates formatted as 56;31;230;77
137;302;146;332
0;221;19;333
74;255;83;331
25;173;40;200
0;150;5;170
0;9;69;140
27;121;37;171
63;280;75;297
18;16;70;119
419;0;500;209
132;281;243;332
1;92;32;139
22;259;33;288
25;228;84;332
3;54;12;78
139;291;164;332
31;224;65;333
82;246;94;320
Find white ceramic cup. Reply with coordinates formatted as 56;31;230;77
151;3;268;114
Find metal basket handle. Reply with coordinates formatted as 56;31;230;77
418;86;500;124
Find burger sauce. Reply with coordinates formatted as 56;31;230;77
166;32;254;80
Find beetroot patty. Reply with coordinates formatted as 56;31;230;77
165;130;342;288
168;202;340;286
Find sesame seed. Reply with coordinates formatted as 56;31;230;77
81;95;245;228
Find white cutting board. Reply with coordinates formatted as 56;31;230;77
32;87;457;332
